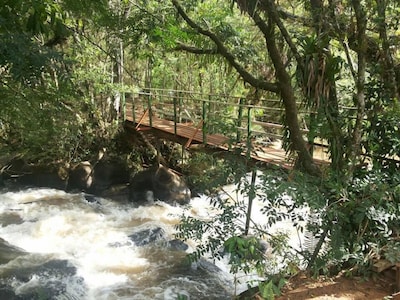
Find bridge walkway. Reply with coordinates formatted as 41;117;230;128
123;88;329;169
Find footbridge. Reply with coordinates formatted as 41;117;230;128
123;88;328;169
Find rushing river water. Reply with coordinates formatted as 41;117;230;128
0;188;235;300
0;173;310;300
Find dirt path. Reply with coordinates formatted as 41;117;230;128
275;273;397;300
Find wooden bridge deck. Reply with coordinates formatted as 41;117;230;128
124;104;305;169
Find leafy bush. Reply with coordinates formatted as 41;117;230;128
181;152;247;195
176;164;400;298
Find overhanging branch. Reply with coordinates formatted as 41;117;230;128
171;0;279;93
173;42;218;54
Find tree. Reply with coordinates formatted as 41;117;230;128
167;0;399;178
168;0;400;291
0;0;127;161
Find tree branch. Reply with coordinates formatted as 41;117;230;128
260;0;304;73
171;0;279;93
173;42;218;54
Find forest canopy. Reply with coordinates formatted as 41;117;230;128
1;0;400;297
1;0;399;173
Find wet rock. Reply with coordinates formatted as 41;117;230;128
3;259;77;282
128;227;167;246
129;164;191;204
83;193;101;204
0;287;19;300
67;161;93;192
128;167;156;203
0;158;66;191
17;172;66;190
0;259;85;300
192;258;223;274
152;165;191;204
0;238;26;264
0;157;26;186
67;159;131;196
167;239;189;251
0;213;24;227
91;160;130;193
99;184;130;202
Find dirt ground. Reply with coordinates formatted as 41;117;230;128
275;271;398;300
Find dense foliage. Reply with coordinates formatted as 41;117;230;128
1;0;399;298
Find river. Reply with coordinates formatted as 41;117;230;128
0;188;235;300
0;174;310;300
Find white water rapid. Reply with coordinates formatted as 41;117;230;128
0;188;233;300
0;172;311;300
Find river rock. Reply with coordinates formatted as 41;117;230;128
67;161;93;192
91;159;130;193
0;158;66;190
128;226;167;246
67;159;130;195
129;164;191;204
0;259;85;300
192;258;224;274
167;239;189;251
0;238;26;264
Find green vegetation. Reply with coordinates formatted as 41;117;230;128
1;0;399;299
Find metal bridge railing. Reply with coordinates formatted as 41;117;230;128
123;87;342;162
129;88;296;147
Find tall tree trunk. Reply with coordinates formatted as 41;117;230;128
348;0;367;177
264;19;320;176
376;0;399;100
172;0;319;175
309;0;345;172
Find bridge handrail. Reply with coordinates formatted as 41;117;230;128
126;87;358;154
134;88;357;110
129;87;311;151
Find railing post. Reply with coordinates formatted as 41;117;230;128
121;91;126;121
178;92;183;123
237;98;244;143
247;106;252;158
173;97;178;135
202;98;207;144
131;92;136;123
245;168;257;236
308;113;316;158
147;89;153;127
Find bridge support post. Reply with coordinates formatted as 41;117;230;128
237;98;244;143
245;169;257;236
131;93;136;122
121;91;126;122
246;107;252;158
173;97;178;135
202;99;207;144
146;89;153;127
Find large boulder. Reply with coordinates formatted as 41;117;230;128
0;259;85;300
0;158;66;190
129;164;191;204
0;238;26;264
0;156;130;197
91;159;130;192
66;161;92;192
67;159;130;195
128;227;166;246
